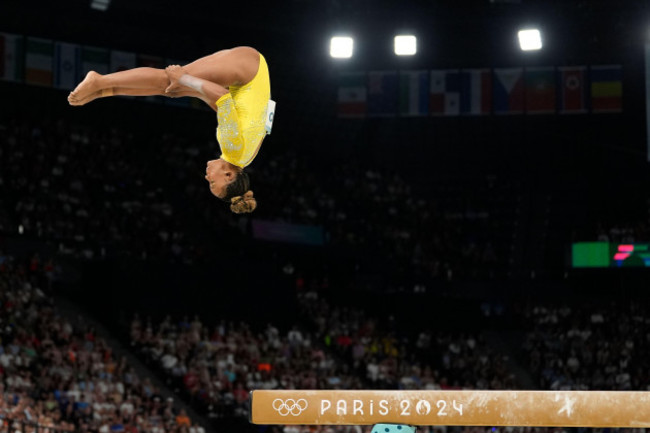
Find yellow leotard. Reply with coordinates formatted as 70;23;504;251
216;53;270;168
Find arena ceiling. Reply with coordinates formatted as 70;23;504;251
2;0;649;66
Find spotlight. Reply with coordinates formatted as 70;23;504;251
90;0;110;10
330;36;354;58
394;35;417;56
518;29;542;51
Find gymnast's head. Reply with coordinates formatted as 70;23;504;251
205;158;257;214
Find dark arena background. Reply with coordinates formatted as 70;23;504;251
1;0;650;432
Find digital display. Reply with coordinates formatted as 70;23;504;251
572;242;650;268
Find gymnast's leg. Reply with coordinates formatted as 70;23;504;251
179;47;260;88
69;84;201;106
67;46;260;106
68;68;169;105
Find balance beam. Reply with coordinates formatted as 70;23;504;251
250;390;650;427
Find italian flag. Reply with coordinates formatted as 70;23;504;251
25;37;54;86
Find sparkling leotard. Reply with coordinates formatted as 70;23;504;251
216;54;270;168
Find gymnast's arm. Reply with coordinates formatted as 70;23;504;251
164;65;229;113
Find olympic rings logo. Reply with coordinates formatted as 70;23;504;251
272;398;308;416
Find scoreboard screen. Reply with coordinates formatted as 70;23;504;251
572;242;650;268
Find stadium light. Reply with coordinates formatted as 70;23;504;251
394;35;417;56
90;0;110;10
330;37;354;58
518;28;542;51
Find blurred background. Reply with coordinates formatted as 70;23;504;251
1;1;650;433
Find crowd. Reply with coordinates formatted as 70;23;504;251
9;108;650;284
0;118;201;263
253;158;519;282
588;222;649;245
1;113;521;284
129;279;516;421
521;301;650;391
295;280;517;391
157;134;521;284
128;292;650;433
0;252;206;433
568;191;650;247
4;245;650;433
2;67;650;433
129;315;359;419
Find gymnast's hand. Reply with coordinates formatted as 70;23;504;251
164;65;187;94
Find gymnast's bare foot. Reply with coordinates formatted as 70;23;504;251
71;90;103;106
68;71;102;106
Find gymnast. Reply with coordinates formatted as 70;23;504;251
68;46;274;214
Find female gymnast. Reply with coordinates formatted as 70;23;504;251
68;46;273;214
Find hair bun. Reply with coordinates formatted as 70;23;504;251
230;190;257;214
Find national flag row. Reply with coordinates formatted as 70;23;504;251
338;65;623;118
0;32;201;109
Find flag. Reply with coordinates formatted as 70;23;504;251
525;67;556;114
590;65;622;113
493;68;524;114
81;46;109;76
558;66;587;114
110;50;136;72
367;71;398;117
459;69;491;115
0;32;24;82
429;70;460;116
54;42;80;90
337;72;366;118
25;37;53;86
399;70;429;116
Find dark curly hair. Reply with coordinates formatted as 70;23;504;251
221;170;256;214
